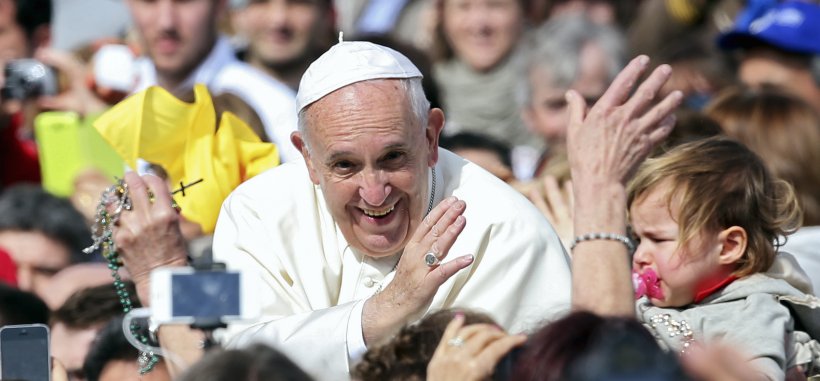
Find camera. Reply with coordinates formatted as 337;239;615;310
1;59;58;100
150;266;258;325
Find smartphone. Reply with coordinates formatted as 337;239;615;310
34;111;124;197
150;267;258;324
0;324;51;381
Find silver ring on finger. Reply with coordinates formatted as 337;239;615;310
424;251;440;267
447;336;464;347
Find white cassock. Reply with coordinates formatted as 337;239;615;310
212;149;572;380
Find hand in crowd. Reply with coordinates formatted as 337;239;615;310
529;175;574;249
362;197;475;345
566;55;682;316
112;172;188;305
567;55;681;192
427;312;527;381
52;357;68;381
35;48;107;117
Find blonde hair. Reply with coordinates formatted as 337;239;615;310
706;85;820;226
627;137;802;277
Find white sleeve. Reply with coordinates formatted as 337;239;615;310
346;299;368;365
224;301;361;381
212;186;361;380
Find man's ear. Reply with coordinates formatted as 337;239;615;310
291;131;320;185
425;108;445;167
717;226;747;265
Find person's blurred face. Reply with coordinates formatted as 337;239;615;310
739;48;820;111
294;80;442;258
234;0;328;67
0;0;29;61
442;0;523;72
126;0;222;82
630;184;725;308
0;230;71;297
51;322;98;381
523;42;610;143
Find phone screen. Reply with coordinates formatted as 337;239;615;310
0;324;50;381
171;271;241;319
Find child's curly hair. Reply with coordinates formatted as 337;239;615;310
353;309;496;381
628;137;802;277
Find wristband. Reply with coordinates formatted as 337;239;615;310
570;232;636;254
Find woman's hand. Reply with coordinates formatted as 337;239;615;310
566;55;682;316
567;55;682;192
427;313;527;381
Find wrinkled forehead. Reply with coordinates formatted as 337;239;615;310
302;79;415;128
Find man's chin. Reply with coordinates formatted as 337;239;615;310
357;242;404;258
353;233;409;258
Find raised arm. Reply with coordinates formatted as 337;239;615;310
567;55;682;316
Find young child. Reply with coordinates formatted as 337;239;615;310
628;137;820;380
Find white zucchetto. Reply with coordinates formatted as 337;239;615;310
296;41;423;112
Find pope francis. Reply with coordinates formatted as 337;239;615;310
112;40;572;380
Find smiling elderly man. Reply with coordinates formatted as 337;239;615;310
115;41;571;380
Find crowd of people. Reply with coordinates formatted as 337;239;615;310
1;0;820;380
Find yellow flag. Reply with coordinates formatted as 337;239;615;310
94;84;279;233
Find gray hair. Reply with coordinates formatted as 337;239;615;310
516;15;627;108
297;78;430;151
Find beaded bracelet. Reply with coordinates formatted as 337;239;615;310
570;232;636;254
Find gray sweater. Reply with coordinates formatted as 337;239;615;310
637;270;820;380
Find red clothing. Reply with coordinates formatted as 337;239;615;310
0;247;17;286
693;275;739;303
0;112;41;188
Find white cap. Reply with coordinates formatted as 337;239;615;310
296;41;423;111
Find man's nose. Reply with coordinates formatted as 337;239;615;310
358;170;391;207
265;0;289;25
157;0;177;30
466;4;491;29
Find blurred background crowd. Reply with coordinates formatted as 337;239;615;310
1;0;820;380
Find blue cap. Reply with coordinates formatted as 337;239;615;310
717;1;820;55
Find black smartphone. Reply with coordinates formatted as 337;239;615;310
0;324;51;381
